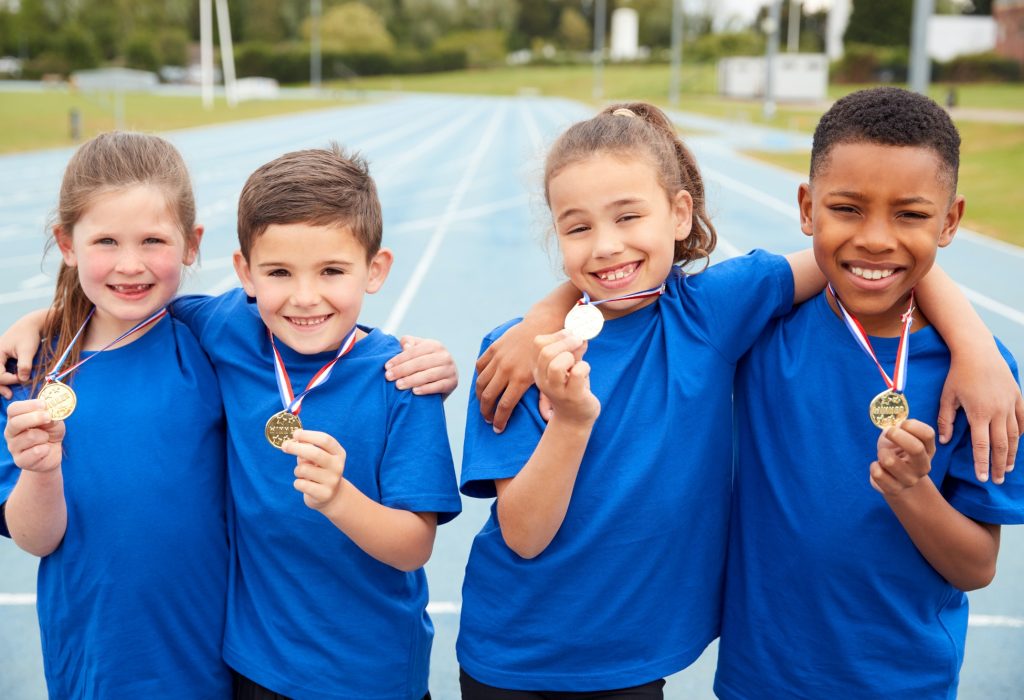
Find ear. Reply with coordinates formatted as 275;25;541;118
797;183;814;237
55;226;77;267
672;189;693;242
232;249;257;297
937;195;964;248
365;247;393;294
183;224;204;266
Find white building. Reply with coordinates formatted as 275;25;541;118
718;53;829;101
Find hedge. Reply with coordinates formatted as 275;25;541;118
234;43;466;83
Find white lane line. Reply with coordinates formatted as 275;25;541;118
0;593;1020;628
0;287;56;306
0;254;48;270
961;284;1024;328
390;195;528;234
375;109;482;188
957;228;1024;261
0;593;36;605
18;273;51;289
970;614;1024;629
519;100;544;157
702;165;800;223
426;601;461;615
382;104;507;334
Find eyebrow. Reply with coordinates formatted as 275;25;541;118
256;259;354;268
827;191;934;206
556;197;646;223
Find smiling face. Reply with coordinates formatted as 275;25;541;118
57;185;198;346
548;152;692;319
233;222;392;354
800;141;963;336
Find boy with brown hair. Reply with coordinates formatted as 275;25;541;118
175;143;462;699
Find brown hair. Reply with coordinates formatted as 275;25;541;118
544;102;716;267
33;131;197;394
236;144;382;262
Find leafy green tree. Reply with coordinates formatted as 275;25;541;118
844;0;914;47
305;2;396;53
558;6;590;51
57;23;100;70
124;31;160;71
158;28;190;66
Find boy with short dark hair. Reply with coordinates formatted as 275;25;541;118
714;87;1024;699
172;144;462;699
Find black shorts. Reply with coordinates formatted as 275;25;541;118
234;672;432;700
459;668;665;700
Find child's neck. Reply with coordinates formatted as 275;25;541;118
824;290;931;338
82;312;160;351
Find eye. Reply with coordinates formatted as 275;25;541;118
563;223;590;235
95;237;117;246
143;236;169;245
829;204;859;216
617;213;640;224
897;211;929;221
322;267;345;276
267;268;290;277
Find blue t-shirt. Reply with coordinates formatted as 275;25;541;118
715;291;1024;700
458;250;794;691
172;289;462;700
0;317;231;699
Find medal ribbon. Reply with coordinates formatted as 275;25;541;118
45;306;168;384
577;282;666;308
827;284;915;393
270;326;358;416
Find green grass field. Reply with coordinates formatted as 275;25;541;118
1;65;1020;244
0;89;355;153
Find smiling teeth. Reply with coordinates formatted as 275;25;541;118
289;316;329;326
849;266;894;281
597;264;637;281
112;284;151;292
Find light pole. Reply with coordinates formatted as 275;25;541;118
311;0;322;91
668;0;684;107
787;0;801;53
592;0;606;101
908;0;934;94
763;0;782;119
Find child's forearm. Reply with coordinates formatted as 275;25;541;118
318;484;437;572
884;479;1000;591
917;265;997;356
785;248;826;304
5;469;67;557
495;416;594;559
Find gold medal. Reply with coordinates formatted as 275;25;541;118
564;303;604;341
265;410;302;449
38;380;77;421
869;390;909;429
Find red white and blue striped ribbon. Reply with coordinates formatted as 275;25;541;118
45;306;168;383
827;284;915;393
270;326;358;416
578;282;666;308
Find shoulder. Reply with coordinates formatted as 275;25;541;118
677;249;789;292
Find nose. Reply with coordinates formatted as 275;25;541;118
854;214;897;254
592;223;625;259
290;277;321;307
114;248;145;275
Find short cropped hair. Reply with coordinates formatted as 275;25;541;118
810;87;960;190
237;143;383;261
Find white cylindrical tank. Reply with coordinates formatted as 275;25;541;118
610;7;639;60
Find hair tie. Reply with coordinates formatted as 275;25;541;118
612;108;637;118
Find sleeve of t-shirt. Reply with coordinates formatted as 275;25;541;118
678;249;795;364
378;389;462;524
942;345;1024;524
460;322;549;499
169;293;229;347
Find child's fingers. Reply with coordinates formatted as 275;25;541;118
4;402;54;439
293;478;332;503
283;431;345;471
410;379;458;397
895;419;937;457
541;350;576;391
538;392;553;422
869;461;900;493
393;364;454;392
881;423;932;461
1003;411;1019;476
6;399;47;420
